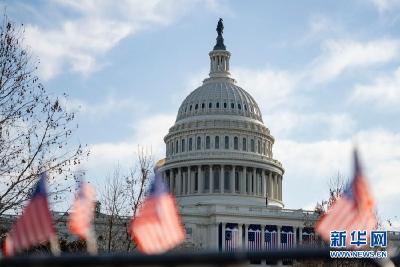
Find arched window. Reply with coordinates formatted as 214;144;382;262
244;104;247;110
258;140;261;153
235;171;239;192
251;139;255;152
175;140;179;153
209;102;212;108
196;136;201;150
201;103;205;109
216;102;220;108
206;136;210;149
224;136;229;149
181;139;185;152
194;172;199;192
224;170;230;191
263;141;266;155
189;138;193;151
171;142;174;154
215;136;219;149
238;103;241;110
204;168;209;191
213;169;220;192
242;138;247;151
190;105;192;111
224;102;227;108
234;136;239;150
195;104;198;110
231;103;234;109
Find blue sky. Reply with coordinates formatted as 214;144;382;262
3;0;400;229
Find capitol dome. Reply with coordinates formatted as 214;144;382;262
158;19;284;209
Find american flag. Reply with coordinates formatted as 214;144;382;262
264;229;278;250
280;231;294;249
225;225;239;251
130;172;185;254
302;232;317;247
68;181;97;254
248;228;262;250
315;149;377;245
3;173;58;256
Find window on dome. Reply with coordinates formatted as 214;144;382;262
242;138;247;151
213;169;220;192
224;136;229;149
181;139;185;152
189;138;193;151
224;170;230;191
234;137;238;150
238;103;241;110
224;102;227;108
175;140;179;153
196;136;201;150
209;102;212;108
215;136;219;149
231;103;234;109
244;105;247;111
190;105;192;111
216;102;220;108
206;136;210;149
185;107;187;112
204;170;209;191
263;141;266;155
258;140;261;153
235;171;240;193
202;103;205;109
171;142;174;154
195;104;198;110
194;172;199;192
251;139;255;152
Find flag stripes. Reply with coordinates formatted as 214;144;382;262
264;230;278;250
224;226;239;251
248;228;262;250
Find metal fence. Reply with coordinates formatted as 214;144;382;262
0;248;399;267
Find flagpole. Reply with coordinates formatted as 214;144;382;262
49;235;60;256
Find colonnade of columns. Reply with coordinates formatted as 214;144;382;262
162;165;283;201
216;223;316;250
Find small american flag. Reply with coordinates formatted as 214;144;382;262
130;172;185;254
68;181;97;254
265;229;278;250
3;173;59;256
225;225;239;251
315;149;377;245
248;228;262;250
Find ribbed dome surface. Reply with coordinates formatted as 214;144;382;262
176;79;263;122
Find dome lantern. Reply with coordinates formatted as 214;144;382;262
209;18;231;78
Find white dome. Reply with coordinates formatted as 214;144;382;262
176;79;263;123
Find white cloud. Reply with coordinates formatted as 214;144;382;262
265;112;356;139
233;68;300;110
23;0;219;79
369;0;400;12
87;113;175;177
310;39;400;83
350;67;400;109
275;129;400;227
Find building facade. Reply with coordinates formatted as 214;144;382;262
157;20;319;251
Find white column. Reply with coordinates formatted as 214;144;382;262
220;165;224;193
188;167;192;194
182;170;187;195
279;175;283;201
197;165;202;194
252;168;256;196
209;165;213;193
261;225;265;250
231;166;236;193
277;225;281;249
299;227;303;245
177;167;182;195
240;167;246;194
222;223;226;251
268;172;273;198
293;227;297;247
274;173;278;199
244;224;248;250
262;170;266;197
247;167;251;195
238;223;243;249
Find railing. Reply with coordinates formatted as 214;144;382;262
0;248;398;267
